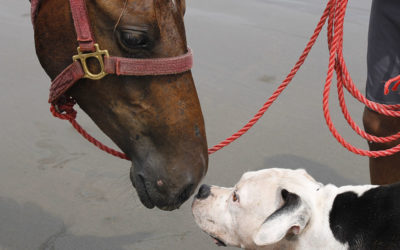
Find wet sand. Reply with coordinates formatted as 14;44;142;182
0;0;371;249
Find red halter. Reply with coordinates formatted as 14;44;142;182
31;0;193;160
31;0;193;104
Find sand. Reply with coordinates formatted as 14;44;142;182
0;0;371;249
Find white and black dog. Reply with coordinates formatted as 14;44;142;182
192;168;400;250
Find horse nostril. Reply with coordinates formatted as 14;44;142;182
196;184;211;200
177;183;195;205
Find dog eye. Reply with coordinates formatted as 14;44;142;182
232;191;239;202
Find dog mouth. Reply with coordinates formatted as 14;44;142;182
210;235;227;247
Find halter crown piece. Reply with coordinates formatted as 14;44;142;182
31;0;194;160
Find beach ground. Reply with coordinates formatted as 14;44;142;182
0;0;372;249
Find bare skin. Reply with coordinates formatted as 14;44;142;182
33;0;208;210
363;107;400;185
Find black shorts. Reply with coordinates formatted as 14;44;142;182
366;0;400;105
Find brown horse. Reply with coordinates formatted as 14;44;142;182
32;0;208;210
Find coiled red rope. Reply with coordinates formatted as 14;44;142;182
208;0;400;157
53;0;400;159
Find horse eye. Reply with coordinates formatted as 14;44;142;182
232;191;239;202
119;30;150;49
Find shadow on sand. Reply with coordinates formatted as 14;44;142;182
263;154;359;186
0;197;152;250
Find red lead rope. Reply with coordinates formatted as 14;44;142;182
50;100;130;160
208;0;400;156
53;0;400;159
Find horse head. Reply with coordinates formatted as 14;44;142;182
33;0;208;210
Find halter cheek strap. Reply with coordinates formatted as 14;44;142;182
69;0;96;52
31;0;94;51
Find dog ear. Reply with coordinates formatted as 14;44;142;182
253;189;311;246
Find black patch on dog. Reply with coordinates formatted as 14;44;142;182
265;189;300;222
329;184;400;249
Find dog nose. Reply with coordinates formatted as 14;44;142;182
196;184;211;199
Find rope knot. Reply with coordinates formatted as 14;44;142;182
50;96;77;120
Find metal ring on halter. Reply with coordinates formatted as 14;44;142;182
72;43;109;80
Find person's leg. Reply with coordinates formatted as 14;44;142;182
364;0;400;185
363;108;400;185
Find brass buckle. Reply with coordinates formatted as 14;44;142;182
73;43;109;80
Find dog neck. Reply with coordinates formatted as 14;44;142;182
296;184;376;250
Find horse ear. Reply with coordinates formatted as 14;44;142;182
175;0;186;16
253;189;311;246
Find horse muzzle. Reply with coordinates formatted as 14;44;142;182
130;165;199;210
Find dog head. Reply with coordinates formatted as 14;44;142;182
191;168;323;249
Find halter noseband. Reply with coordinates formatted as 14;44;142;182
31;0;193;105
